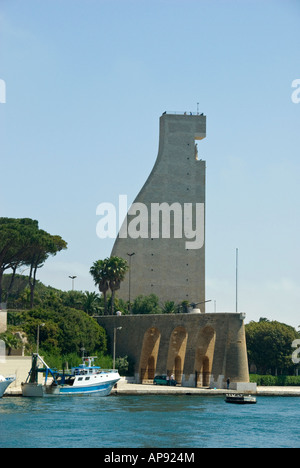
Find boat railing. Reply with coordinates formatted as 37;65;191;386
59;368;119;376
6;375;16;381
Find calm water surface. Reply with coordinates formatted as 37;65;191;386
0;395;299;448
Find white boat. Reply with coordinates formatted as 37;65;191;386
225;394;257;404
22;354;120;397
0;375;16;398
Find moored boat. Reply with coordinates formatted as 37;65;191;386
225;394;257;404
22;353;120;397
0;375;16;398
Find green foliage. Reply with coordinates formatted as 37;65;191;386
81;291;101;316
0;331;23;355
250;374;300;386
90;259;110;315
115;355;129;375
7;307;107;357
39;351;83;370
250;374;277;386
90;256;129;315
4;275;107;316
131;294;162;315
246;319;299;374
4;274;191;317
179;301;190;314
38;352;131;376
95;352;113;369
0;217;67;306
162;301;177;314
131;295;187;315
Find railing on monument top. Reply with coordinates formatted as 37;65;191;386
163;111;204;116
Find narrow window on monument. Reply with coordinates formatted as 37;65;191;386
194;133;205;161
195;142;199;160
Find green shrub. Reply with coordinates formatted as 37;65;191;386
7;306;107;356
250;374;300;386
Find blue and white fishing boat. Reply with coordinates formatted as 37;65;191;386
22;354;120;397
0;375;16;398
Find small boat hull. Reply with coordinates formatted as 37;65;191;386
225;394;257;404
22;380;118;397
59;380;118;396
0;377;16;398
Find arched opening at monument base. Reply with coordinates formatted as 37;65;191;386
174;356;182;382
194;326;216;387
147;356;155;380
96;312;251;389
166;326;188;385
139;327;161;383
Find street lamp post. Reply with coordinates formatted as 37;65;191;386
236;248;239;313
36;323;45;354
113;327;122;370
127;253;135;313
69;275;77;291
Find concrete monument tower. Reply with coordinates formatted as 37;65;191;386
112;112;206;309
100;112;252;388
112;113;206;312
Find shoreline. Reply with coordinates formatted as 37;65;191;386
3;382;300;397
112;383;300;397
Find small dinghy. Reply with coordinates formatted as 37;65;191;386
0;375;16;397
225;394;257;404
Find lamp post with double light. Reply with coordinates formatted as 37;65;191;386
127;253;135;313
69;275;77;291
36;323;45;354
113;327;122;370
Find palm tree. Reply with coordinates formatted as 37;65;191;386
106;256;129;315
90;259;110;315
83;291;100;316
90;257;129;315
0;332;22;356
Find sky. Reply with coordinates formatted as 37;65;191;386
0;0;299;328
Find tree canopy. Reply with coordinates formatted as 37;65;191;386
0;218;38;302
245;319;299;374
90;256;128;315
131;294;162;315
6;306;107;357
0;217;67;306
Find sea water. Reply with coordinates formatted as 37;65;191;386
0;395;299;448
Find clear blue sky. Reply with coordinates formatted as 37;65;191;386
0;0;299;327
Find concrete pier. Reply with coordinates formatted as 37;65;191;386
111;382;300;397
4;381;300;397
